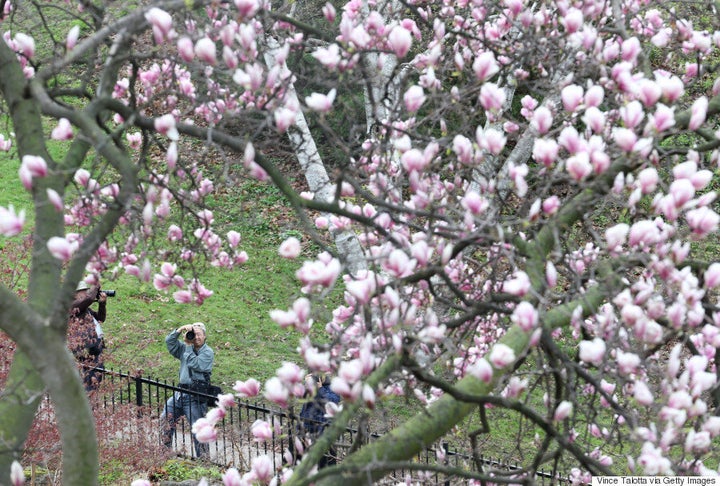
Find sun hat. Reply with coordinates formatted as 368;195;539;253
76;280;90;291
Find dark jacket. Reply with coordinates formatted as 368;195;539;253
299;385;341;435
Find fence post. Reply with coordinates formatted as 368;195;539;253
135;375;143;407
443;442;450;486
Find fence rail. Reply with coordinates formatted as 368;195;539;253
92;367;577;485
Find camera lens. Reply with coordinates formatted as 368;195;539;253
186;330;195;340
104;290;116;297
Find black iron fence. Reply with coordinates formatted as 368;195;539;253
92;367;577;484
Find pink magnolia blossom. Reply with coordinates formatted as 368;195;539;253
322;3;336;23
172;290;193;304
656;73;684;103
276;361;304;387
263;377;289;407
401;148;428;173
154;114;178;140
270;308;297;328
47;236;77;261
233;378;261;397
274;106;297;133
194;37;216;64
479;83;506;112
177;37;194;62
0;133;11;151
453;135;474;164
479;128;506;155
648;104;675;132
45;189;63;212
613;127;638;152
669;178;695;207
553;401;573;421
234;0;260;18
579;338;606;366
145;7;173;44
546;261;558;287
628;220;661;247
633;381;653;406
689;96;709;130
636;168;658;194
673;160;698;180
620;100;644;128
125;132;141;150
558;126;583;154
503;271;530;296
704;263;720;288
686;206;720;237
467;358;493;383
0;205;26;237
461;191;488;215
338;358;363;385
489;344;516;369
295;255;341;289
222;468;242;486
685;430;711;454
585;85;604;107
637;442;672;475
279;237;301;258
561;8;583;33
403;85;426;113
542;195;560;215
50;118;73;140
66;25;80;51
637;78;662;107
583;107;605;133
387;26;412;58
227;230;241;247
561;84;584;112
616;350;640;375
511;301;538;332
690;169;713;190
305;89;336;113
251;420;273;442
621;37;641;63
312;43;341;69
10;460;23;486
191;417;217;442
532;138;558;167
362;384;376;409
503;376;528;399
20;155;48;187
473;51;499;82
14;33;35;58
566;153;592;181
250;455;274;484
383;249;416;278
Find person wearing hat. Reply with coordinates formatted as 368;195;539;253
161;322;214;458
67;280;108;391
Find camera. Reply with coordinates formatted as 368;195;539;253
186;330;196;340
96;289;116;301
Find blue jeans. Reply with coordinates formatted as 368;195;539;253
161;390;209;458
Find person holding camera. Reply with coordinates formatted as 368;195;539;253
161;322;214;458
68;280;111;392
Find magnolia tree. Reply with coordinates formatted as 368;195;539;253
2;0;720;484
